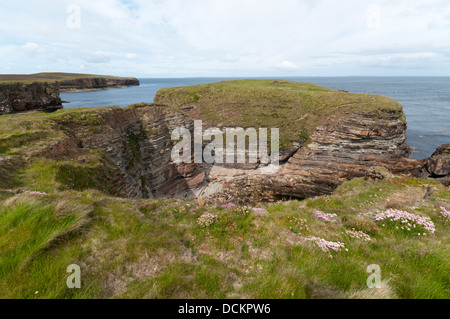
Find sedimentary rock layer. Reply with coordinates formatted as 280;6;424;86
58;77;140;92
0;73;139;115
1;80;447;203
0;82;62;115
155;80;448;204
419;144;450;186
193;111;427;204
42;104;206;199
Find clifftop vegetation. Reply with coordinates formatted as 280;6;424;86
0;73;138;85
0;81;448;299
155;79;405;149
0;172;448;298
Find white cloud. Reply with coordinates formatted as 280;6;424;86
20;42;46;56
221;54;239;63
278;61;299;71
0;0;448;76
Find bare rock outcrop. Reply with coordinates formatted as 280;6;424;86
0;82;62;115
194;110;428;204
155;80;439;204
0;73;139;115
58;77;140;92
3;80;446;203
44;104;206;199
271;112;425;199
418;144;450;186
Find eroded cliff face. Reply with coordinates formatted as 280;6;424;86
40;105;447;203
1;81;447;203
272;112;422;197
41;104;206;199
0;76;139;115
58;77;140;92
0;82;62;115
418;144;450;186
153;80;448;204
194;110;428;204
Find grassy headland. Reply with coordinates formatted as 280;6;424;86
155;79;405;149
0;84;448;299
0;73;138;85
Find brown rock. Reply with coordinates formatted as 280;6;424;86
0;82;62;115
427;144;450;176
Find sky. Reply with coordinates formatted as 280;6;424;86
0;0;449;77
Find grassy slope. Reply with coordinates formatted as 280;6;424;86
0;73;137;85
155;79;404;149
0;107;120;191
0;173;448;299
0;94;448;299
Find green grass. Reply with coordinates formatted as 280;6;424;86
0;84;447;299
155;79;404;149
0;106;122;191
0;172;447;299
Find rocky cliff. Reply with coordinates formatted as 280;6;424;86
1;80;448;204
155;80;448;204
0;104;205;199
64;104;204;199
0;82;62;115
58;77;140;92
0;73;140;115
189;110;427;204
419;144;450;186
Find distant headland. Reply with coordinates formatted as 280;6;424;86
0;72;140;115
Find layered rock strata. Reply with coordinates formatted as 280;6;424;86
42;104;206;199
193;112;428;204
2;81;448;204
418;144;450;186
58;77;140;92
0;74;139;115
0;82;62;115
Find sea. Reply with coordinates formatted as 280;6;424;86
61;77;450;160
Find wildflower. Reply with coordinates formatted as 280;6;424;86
252;208;268;214
304;236;346;253
315;210;338;222
345;230;371;242
197;213;219;228
24;190;47;196
236;206;251;216
440;207;450;220
375;209;436;234
222;203;236;208
288;216;309;233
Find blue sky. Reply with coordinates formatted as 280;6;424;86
0;0;449;77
